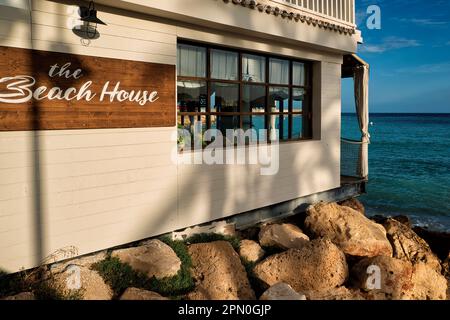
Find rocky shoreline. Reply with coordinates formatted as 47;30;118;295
1;199;449;300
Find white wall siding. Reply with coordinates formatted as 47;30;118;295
0;0;343;272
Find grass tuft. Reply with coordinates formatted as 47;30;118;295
0;268;83;300
92;237;194;298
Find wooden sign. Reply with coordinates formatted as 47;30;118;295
0;46;175;131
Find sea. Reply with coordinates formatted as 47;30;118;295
342;113;450;232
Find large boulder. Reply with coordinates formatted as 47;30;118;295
187;241;255;300
338;198;365;215
253;239;348;293
305;287;365;300
50;264;113;300
305;202;392;258
111;239;181;279
259;283;306;300
239;240;265;263
351;255;414;300
407;262;447;300
383;218;441;272
258;223;309;250
351;256;447;300
119;287;169;300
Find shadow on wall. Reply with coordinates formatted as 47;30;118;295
2;0;340;278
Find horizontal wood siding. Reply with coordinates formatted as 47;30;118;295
0;0;342;272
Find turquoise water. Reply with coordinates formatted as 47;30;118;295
342;113;450;232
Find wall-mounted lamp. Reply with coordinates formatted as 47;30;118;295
77;1;106;39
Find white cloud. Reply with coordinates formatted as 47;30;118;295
395;62;450;74
359;37;420;53
394;18;448;26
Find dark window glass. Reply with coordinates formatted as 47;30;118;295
210;82;239;112
176;43;313;147
242;85;266;113
177;80;207;130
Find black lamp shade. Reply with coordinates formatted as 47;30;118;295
80;8;107;25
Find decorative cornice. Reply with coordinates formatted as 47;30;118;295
222;0;356;35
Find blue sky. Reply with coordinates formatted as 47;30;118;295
342;0;450;113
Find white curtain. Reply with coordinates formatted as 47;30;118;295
177;44;206;77
293;62;305;86
211;49;238;80
354;64;370;178
242;54;265;82
269;58;289;84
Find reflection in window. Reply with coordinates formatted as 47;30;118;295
269;58;289;85
211;49;238;80
211;116;240;137
177;44;206;77
292;88;305;112
242;54;266;83
292;115;303;139
272;115;290;140
177;80;207;130
269;87;289;113
176;43;312;147
210;82;239;112
242;85;265;113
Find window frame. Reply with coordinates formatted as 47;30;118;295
177;40;313;142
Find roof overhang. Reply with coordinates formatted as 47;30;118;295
342;54;370;78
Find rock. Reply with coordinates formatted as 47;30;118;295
306;287;365;300
50;251;107;274
239;240;265;263
383;218;441;272
305;202;392;258
259;283;306;300
253;239;348;293
119;287;169;300
50;264;113;300
413;227;450;261
392;215;412;228
370;215;411;227
443;253;450;277
258;223;309;250
351;256;414;300
406;262;447;300
187;241;255;300
1;292;35;300
443;254;450;299
112;239;181;279
338;198;365;215
351;256;447;300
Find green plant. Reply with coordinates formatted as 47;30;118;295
0;267;82;300
93;237;194;298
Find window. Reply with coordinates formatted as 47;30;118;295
177;42;313;145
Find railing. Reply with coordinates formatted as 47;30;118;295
272;0;355;27
341;138;368;180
